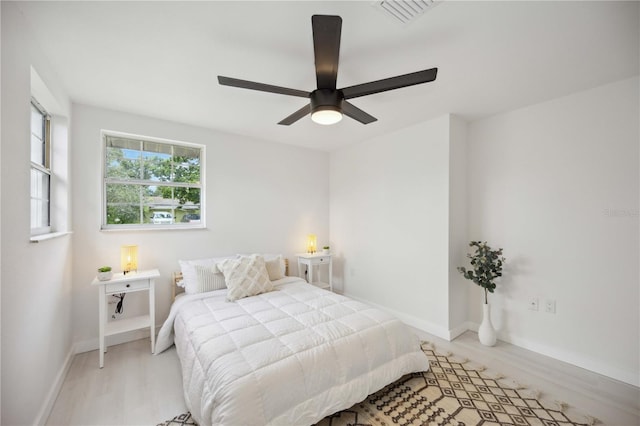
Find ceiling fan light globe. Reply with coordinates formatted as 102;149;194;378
311;108;343;125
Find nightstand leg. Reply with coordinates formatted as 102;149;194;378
99;286;105;368
329;260;333;292
149;279;156;353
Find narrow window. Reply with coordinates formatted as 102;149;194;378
102;133;204;229
30;99;51;235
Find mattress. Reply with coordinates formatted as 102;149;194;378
156;276;429;426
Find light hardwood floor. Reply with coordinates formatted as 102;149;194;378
46;339;187;426
411;329;639;426
46;331;639;426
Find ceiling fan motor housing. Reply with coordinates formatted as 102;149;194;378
310;89;344;114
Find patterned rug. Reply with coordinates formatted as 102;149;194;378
158;342;598;426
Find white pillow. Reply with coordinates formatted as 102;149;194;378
265;255;285;280
217;254;273;301
178;255;236;294
237;253;286;280
194;264;227;292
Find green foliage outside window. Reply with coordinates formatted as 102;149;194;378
103;134;203;227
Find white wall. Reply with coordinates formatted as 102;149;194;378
331;78;638;386
1;3;74;424
467;76;639;385
330;114;468;339
448;116;468;333
1;3;3;423
71;104;330;348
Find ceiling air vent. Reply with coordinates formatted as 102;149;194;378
375;0;440;25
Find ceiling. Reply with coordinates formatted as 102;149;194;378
14;1;639;152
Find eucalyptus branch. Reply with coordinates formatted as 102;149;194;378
457;241;505;304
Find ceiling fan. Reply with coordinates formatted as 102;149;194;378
218;15;438;126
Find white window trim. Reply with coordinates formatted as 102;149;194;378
100;130;206;231
30;98;52;237
30;231;73;243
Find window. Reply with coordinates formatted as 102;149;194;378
102;132;204;229
30;99;51;235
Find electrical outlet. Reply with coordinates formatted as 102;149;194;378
528;297;539;311
544;299;556;314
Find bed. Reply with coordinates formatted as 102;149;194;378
156;254;429;426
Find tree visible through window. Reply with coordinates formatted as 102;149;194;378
103;133;203;228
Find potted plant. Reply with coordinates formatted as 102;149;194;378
457;241;505;346
97;266;113;281
322;246;330;254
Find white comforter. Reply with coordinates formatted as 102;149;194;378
156;277;429;426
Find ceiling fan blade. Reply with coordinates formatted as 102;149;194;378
218;76;310;98
341;68;438;100
312;15;342;90
278;104;311;125
342;101;377;124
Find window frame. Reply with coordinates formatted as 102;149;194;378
30;98;52;236
101;130;205;231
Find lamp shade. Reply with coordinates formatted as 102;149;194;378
120;245;138;274
306;234;317;254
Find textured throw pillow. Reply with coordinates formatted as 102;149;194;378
194;264;227;292
217;255;273;301
265;255;285;281
236;253;286;280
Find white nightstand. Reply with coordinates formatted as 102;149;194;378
297;253;332;292
91;269;159;368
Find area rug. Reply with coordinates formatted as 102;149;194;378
158;342;598;426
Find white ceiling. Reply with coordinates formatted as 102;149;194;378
15;1;639;151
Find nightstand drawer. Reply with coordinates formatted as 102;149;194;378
105;280;149;294
309;256;330;264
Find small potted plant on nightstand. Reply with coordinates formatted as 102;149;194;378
97;266;113;281
322;246;330;254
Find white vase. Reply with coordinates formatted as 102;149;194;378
478;303;497;346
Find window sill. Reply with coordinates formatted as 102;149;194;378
100;224;206;232
30;231;73;243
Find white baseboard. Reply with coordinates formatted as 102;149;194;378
342;292;456;341
448;321;473;340
74;324;163;354
465;320;639;387
33;345;75;426
347;299;639;387
467;321;479;332
498;332;640;387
